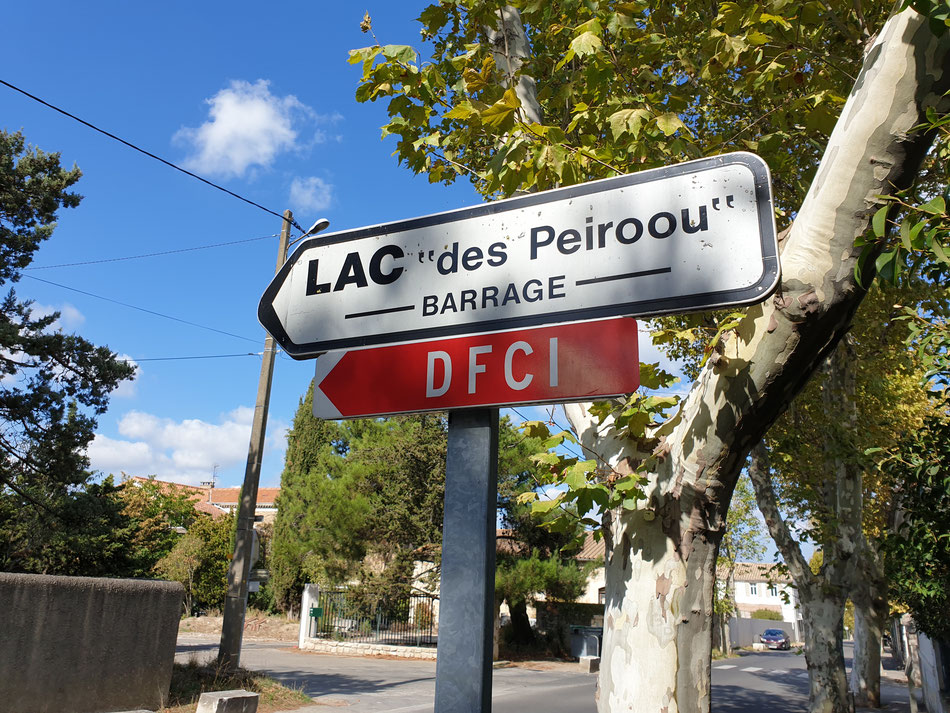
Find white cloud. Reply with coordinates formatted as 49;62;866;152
289;176;333;213
175;79;305;178
88;434;158;476
89;407;263;485
29;302;85;331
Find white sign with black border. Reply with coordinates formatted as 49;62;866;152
259;152;779;359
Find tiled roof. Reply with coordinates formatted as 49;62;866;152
125;476;280;510
208;487;280;506
127;475;205;496
193;500;229;518
574;531;605;562
722;561;790;583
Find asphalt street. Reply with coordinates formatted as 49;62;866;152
177;635;918;712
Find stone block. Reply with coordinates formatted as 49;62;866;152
579;656;600;673
195;689;260;713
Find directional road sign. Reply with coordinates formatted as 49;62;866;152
260;152;777;358
311;318;640;419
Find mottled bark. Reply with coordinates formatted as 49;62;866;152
851;544;887;707
800;595;852;713
564;10;950;712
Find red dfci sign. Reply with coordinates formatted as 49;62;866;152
312;318;640;419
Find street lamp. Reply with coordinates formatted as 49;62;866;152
296;217;331;243
218;210;329;672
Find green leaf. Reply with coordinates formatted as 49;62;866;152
639;362;679;390
908;220;926;250
516;491;539;504
608;108;651;140
555;47;577;71
900;218;913;252
655;113;688;137
716;2;744;33
932;239;950;265
919;196;946;215
872;205;889;238
544;430;579;447
480;88;521;130
520;421;551;439
381;44;417;64
758;12;793;29
615;1;649;12
531;497;562;514
530;451;561;466
564;468;588;490
875;249;899;284
614;476;644;493
348;46;382;71
444;102;479;120
570;31;603;57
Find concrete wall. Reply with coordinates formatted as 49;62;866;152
919;633;950;713
0;572;184;713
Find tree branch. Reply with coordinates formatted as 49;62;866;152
747;440;815;588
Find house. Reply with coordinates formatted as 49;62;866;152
124;475;280;524
727;562;801;622
574;531;607;605
570;534;803;639
723;561;803;643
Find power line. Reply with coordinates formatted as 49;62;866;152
22;274;259;343
0;78;306;233
126;353;263;362
26;233;279;270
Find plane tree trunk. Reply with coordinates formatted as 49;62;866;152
748;399;860;713
851;543;888;707
565;10;950;713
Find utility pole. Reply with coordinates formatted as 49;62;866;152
218;209;293;672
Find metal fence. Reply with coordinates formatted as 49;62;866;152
307;589;438;647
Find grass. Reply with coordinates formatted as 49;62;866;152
161;659;315;713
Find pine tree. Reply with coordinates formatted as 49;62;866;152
0;130;136;575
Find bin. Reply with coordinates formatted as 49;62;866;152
570;625;603;658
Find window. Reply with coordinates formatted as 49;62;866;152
598;587;606;605
749;582;758;596
768;584;778;597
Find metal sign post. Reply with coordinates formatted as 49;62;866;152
434;408;498;713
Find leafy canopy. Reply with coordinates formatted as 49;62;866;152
880;407;950;641
349;0;899;528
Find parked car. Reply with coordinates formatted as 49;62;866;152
760;629;791;650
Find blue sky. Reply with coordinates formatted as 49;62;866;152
1;1;677;491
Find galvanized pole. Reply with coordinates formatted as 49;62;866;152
218;209;293;672
434;408;498;713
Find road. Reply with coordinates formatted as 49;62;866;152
177;636;916;712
